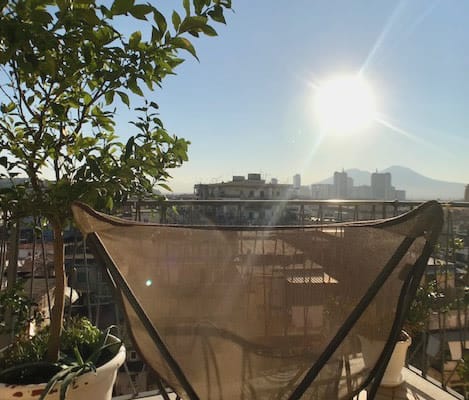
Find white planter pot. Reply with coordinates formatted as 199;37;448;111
359;331;411;387
0;336;125;399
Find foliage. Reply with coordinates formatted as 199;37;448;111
0;316;120;400
0;0;231;219
0;282;44;338
0;316;102;370
0;0;232;365
457;353;469;394
39;323;120;400
403;281;439;336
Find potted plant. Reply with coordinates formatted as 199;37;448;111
403;281;438;338
358;281;438;387
0;286;125;400
358;328;411;387
0;0;231;398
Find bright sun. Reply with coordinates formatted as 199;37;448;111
314;75;376;135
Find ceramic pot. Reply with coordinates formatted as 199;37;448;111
0;335;125;399
359;330;411;387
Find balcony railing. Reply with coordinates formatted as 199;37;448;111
0;199;467;399
122;199;469;398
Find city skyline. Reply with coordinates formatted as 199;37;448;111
112;1;469;193
190;165;466;200
195;169;406;201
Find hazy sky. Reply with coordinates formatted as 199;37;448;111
116;0;469;193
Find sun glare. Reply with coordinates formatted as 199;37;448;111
314;75;376;135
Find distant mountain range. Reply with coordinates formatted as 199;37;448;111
318;166;466;200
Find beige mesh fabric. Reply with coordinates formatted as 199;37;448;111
72;201;442;400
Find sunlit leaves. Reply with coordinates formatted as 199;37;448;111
183;0;190;16
178;16;207;33
208;5;226;24
111;0;135;15
128;30;141;49
0;0;232;217
153;9;167;34
116;91;130;107
170;37;198;59
104;90;115;105
127;77;143;96
129;4;153;20
1;103;16;113
172;10;181;31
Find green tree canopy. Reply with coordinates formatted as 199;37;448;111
0;0;231;221
0;0;232;363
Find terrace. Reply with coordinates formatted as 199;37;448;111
1;200;467;399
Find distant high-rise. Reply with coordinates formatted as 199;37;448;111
311;169;404;200
334;171;349;199
465;185;469;201
371;172;392;200
293;174;301;189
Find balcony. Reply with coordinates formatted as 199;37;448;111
112;367;462;399
1;200;467;399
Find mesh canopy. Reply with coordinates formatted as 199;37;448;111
72;201;442;400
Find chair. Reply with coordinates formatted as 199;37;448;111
72;201;443;399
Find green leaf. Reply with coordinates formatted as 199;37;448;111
116;91;130;107
124;136;134;159
129;31;142;49
1;102;16;113
172;10;181;31
0;156;7;168
111;0;135;15
153;10;167;33
151;26;162;42
158;183;172;191
178;16;207;34
208;5;226;24
183;0;190;16
194;0;205;14
129;4;153;20
104;91;115;105
127;78;143;96
83;92;93;106
51;103;66;117
106;196;114;210
75;8;100;25
170;37;198;60
200;24;217;37
31;10;53;24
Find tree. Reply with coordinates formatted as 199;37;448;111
0;0;231;363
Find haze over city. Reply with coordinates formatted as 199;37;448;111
113;1;469;193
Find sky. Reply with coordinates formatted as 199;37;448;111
114;0;469;193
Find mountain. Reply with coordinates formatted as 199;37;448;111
382;166;464;200
317;166;465;200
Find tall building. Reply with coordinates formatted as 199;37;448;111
310;171;404;200
465;185;469;201
334;171;350;199
371;172;392;200
293;174;301;189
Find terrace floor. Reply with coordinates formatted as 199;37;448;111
113;368;462;400
372;367;461;400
